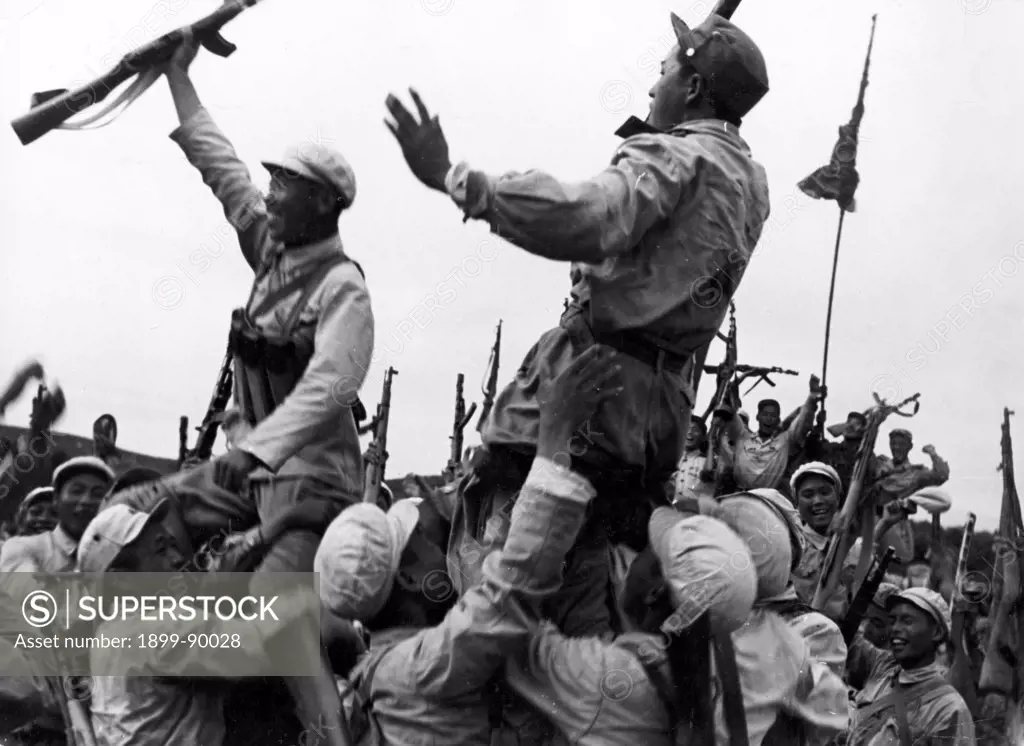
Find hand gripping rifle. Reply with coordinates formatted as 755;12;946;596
839;546;895;645
477;319;502;432
948;513;981;716
10;0;265;146
363;367;398;505
812;390;922;610
181;347;234;466
446;373;477;482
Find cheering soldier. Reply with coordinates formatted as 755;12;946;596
385;10;770;640
158;36;373;746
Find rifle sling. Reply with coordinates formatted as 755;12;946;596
854;675;954;744
246;256;350;326
713;628;750;746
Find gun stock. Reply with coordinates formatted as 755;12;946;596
10;0;260;146
712;0;744;20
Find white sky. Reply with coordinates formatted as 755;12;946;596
1;0;1021;530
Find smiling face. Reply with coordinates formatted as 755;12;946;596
57;473;110;539
890;434;912;463
888;601;942;669
19;498;57;535
795;474;840;534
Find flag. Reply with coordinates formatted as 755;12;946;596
798;15;877;213
978;409;1024;743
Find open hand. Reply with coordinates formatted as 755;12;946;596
384;88;452;192
537;345;623;458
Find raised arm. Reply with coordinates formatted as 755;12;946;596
384;90;693;264
396;346;621;700
164;40;275;272
920;444;950;484
787;375;824;445
445;134;692;263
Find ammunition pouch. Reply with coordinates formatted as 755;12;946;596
228;253;369;427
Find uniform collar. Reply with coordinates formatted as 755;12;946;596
53;524;78;557
266;234;346;271
896;659;945;686
668;118;744;141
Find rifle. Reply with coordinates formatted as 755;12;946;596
363;367;398;505
181;347;234;465
477;320;502;432
948;513;980;715
446;374;477;481
723;365;800;396
812;390;921;610
10;0;264;146
839;546;895;644
699;303;737;491
979;408;1024;737
177;416;189;468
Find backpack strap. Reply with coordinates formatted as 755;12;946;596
713;628;750;746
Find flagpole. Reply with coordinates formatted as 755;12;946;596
820;205;847;401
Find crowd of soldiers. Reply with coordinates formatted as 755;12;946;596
0;7;1017;746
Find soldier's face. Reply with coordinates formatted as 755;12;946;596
890;436;911;462
57;473;109;539
20;500;57;535
796;475;839;533
648;45;700;131
685;421;706;450
888;602;941;666
265;171;335;242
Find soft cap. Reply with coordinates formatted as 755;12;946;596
314;500;420;623
648;507;757;633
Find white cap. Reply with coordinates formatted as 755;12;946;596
52;456;115;492
789;461;841;495
262;143;357;207
76;499;170;573
648;508;757;633
22;486;54;505
314;499;421;623
905;487;952;515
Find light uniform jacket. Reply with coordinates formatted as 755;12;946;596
448;120;770;473
845;637;976;746
504;608;850;746
169;109;374;497
344;458;596;746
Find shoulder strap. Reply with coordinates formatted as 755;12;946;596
713;629;750;746
281;256;350;336
890;674;916;746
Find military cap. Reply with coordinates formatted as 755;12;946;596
263;143;357;208
757;398;780;412
670;12;768;120
889;428;913;442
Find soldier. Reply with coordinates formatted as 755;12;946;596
385;10;771;641
160;36;373;746
162;35;373;572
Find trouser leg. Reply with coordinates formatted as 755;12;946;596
251;477;356;746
